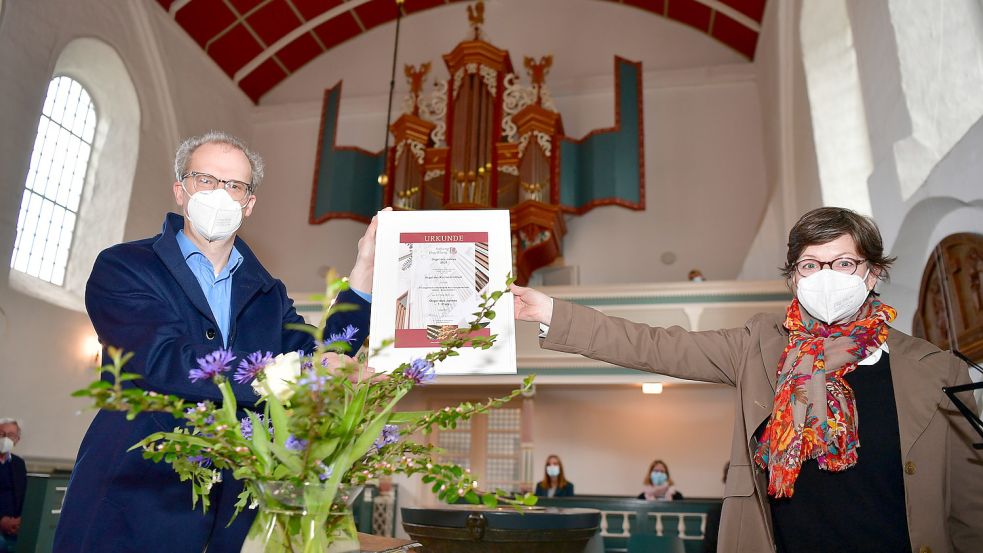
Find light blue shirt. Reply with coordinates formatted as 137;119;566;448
176;230;243;347
176;231;372;347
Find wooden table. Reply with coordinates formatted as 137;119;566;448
357;532;421;552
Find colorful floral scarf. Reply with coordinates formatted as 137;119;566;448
752;296;897;498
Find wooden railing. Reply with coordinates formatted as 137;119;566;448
535;495;721;553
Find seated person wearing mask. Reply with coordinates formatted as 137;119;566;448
638;459;683;501
535;455;574;497
0;419;26;553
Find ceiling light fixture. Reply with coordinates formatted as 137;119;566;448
642;383;663;395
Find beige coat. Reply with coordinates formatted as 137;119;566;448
542;299;983;553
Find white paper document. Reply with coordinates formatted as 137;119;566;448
368;210;517;375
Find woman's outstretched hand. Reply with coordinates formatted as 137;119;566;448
510;283;553;326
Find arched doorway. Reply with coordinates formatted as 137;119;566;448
912;233;983;361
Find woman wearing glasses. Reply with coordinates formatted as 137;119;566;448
512;207;983;553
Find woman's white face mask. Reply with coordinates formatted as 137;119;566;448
796;269;871;324
185;188;244;242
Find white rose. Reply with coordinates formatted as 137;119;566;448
252;351;301;402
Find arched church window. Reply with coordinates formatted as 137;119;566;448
10;76;97;286
8;38;141;312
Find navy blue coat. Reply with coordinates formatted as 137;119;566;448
534;481;574;497
0;453;26;519
53;213;371;553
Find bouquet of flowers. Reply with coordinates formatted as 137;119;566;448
74;274;535;552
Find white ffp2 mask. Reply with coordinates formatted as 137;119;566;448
186;189;244;242
0;437;13;454
796;269;871;324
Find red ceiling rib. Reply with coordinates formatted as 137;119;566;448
160;0;766;103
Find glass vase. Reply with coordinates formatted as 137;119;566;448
249;480;364;553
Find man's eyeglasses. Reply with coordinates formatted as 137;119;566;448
794;257;867;278
181;172;253;204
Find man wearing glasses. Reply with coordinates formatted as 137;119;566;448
54;132;378;552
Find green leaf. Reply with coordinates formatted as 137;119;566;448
269;442;303;474
482;494;498;508
217;380;238;424
310;438;339;461
265;390;289;447
284;323;317;336
325;303;360;314
247;411;272;471
387;411;427;424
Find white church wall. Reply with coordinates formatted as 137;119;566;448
845;0;983;332
739;0;822;281
0;0;253;461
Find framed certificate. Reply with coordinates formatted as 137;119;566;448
368;210;516;375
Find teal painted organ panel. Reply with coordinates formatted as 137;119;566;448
559;58;644;213
311;84;385;224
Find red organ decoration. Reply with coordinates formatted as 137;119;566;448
384;1;568;285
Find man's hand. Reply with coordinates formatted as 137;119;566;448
320;352;386;383
0;516;19;536
348;207;392;294
510;284;553;326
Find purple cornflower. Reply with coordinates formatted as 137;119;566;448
372;424;400;451
318;462;334;482
285;435;308;452
329;324;359;345
189;349;235;382
185;402;216;426
298;372;329;391
187;455;212;468
404;358;436;385
240;416;253;439
296;350;314;371
240;413;271;440
234;351;273;384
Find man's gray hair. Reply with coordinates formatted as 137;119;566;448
0;418;22;435
174;131;265;191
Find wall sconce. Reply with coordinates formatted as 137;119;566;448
84;334;102;365
642;383;663;395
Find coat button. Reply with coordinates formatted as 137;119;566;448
205;328;216;340
919;546;932;553
904;461;916;475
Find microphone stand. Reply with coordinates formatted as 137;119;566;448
943;350;983;449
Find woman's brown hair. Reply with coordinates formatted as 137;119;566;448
644;459;674;486
540;454;569;490
782;207;896;280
